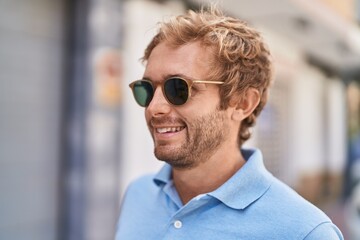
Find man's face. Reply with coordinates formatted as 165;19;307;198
143;41;234;169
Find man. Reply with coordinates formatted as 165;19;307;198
116;6;343;240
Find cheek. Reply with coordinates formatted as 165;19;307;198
144;110;152;127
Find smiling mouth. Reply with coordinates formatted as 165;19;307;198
156;126;185;133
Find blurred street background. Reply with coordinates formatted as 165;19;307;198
0;0;360;239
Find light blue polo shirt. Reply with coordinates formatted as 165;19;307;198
115;149;343;240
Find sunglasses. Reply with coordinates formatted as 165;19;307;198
129;77;224;107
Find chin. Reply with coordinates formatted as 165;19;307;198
154;143;178;156
154;148;197;169
154;147;176;161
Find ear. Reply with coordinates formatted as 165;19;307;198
230;88;260;121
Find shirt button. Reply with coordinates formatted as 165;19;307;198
174;220;182;229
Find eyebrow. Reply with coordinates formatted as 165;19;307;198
142;73;194;82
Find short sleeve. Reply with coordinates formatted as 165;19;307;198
303;222;344;240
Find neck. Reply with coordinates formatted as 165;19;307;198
172;148;246;205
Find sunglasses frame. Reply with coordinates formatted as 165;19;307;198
129;77;224;107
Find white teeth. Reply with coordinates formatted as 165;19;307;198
156;127;183;133
157;128;169;133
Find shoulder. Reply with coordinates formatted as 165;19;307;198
262;177;327;222
303;222;344;240
123;174;157;199
128;174;155;189
118;173;159;219
116;174;163;240
258;176;343;239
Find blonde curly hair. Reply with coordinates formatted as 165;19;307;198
143;6;274;147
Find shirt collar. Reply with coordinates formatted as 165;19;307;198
208;148;273;210
153;148;273;210
153;163;172;186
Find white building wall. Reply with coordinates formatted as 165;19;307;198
325;78;347;174
290;66;327;177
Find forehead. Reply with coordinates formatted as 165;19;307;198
143;41;214;82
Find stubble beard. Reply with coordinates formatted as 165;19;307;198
152;108;229;169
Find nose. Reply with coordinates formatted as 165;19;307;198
146;86;171;117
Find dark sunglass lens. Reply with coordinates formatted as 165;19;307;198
164;78;189;105
132;81;153;107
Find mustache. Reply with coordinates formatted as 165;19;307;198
149;117;185;126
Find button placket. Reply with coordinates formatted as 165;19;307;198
173;220;182;229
